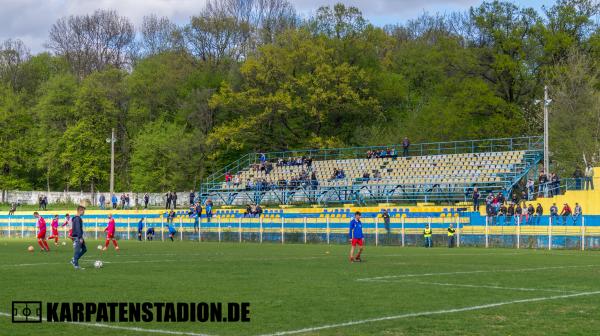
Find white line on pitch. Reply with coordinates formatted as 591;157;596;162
356;264;599;281
0;259;179;268
0;312;213;336
408;280;577;293
377;252;522;257
255;290;600;336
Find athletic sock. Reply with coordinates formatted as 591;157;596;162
42;240;50;251
105;239;110;248
112;240;118;248
38;240;45;250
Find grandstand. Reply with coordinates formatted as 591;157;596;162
200;136;543;206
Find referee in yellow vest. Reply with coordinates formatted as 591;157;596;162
423;224;432;248
447;224;456;248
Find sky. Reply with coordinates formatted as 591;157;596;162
1;0;555;54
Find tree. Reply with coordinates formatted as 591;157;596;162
548;50;600;176
0;39;30;90
0;84;35;190
207;29;381;165
139;15;184;56
46;9;135;78
130;121;203;192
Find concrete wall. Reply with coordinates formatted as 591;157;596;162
0;190;196;208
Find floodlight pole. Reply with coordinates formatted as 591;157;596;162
543;86;550;175
106;128;117;195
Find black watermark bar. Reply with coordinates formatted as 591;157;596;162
12;301;250;323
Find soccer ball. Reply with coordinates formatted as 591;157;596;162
94;260;103;268
97;245;103;250
62;242;66;246
27;246;34;252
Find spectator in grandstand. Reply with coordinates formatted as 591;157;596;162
497;203;507;224
520;201;528;224
233;175;241;187
549;203;559;224
99;194;105;210
362;171;370;181
492;195;500;213
526;179;535;200
560;203;572;225
527;204;535;225
305;157;313;168
402;137;410;157
244;204;252;217
472;188;480;212
535;203;543;225
246;179;254;190
259;152;266;164
550;173;560;197
511;192;519;205
205;199;213;223
573;203;582;224
521;190;528;203
125;194;131;209
514;202;523;225
485;193;493;207
447;224;456;248
373;170;382;180
538;172;548;197
143;193;149;209
585;165;594;190
265;161;273;174
225;172;232;184
111;194;118;209
505;202;514;224
496;192;505;205
486;203;495;225
189;190;195;205
165;191;172;209
255;205;263;217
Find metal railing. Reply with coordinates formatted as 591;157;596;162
201;180;507;206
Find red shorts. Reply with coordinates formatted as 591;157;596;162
106;232;115;239
51;228;59;236
68;229;73;237
351;238;364;247
37;231;46;239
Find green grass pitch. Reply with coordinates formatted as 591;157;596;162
2;239;600;336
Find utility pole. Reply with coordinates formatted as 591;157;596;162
543;86;551;175
106;129;117;195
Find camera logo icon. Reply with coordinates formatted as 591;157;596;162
12;301;42;323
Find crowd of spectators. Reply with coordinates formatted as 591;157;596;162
366;148;398;159
244;204;263;217
366;137;411;159
473;187;583;225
